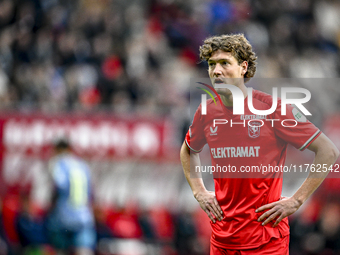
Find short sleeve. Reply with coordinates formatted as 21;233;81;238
185;104;207;153
273;101;321;151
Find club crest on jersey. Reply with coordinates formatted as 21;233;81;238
248;121;261;138
210;126;218;136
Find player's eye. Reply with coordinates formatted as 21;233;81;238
208;62;215;67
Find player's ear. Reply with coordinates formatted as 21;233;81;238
241;61;248;75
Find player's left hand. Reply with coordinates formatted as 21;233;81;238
256;197;301;227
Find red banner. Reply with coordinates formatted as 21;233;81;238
0;112;178;195
0;112;176;161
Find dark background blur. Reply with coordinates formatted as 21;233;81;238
0;0;340;254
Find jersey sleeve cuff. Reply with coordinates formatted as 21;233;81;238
299;130;321;151
185;139;203;153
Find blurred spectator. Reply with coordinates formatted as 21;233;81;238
0;66;9;108
2;187;21;255
0;198;9;255
174;211;202;255
16;189;48;254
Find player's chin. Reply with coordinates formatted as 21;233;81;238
215;88;232;96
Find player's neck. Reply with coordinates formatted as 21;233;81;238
220;84;248;107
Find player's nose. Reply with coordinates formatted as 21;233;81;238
213;63;223;76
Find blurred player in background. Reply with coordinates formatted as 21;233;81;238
46;139;96;255
180;34;339;254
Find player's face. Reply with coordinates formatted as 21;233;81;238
208;50;247;96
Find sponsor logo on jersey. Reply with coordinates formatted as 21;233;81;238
210;126;218;136
292;108;307;122
211;146;260;158
240;115;267;120
248;121;262;138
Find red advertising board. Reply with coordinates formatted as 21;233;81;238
0;112;176;160
0;112;178;193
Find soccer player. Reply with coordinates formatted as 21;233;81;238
180;34;339;254
46;139;96;255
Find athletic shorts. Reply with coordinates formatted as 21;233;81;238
48;226;96;250
210;236;289;255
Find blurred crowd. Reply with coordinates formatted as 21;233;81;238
0;0;339;114
0;0;340;254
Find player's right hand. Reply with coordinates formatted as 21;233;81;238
194;190;223;223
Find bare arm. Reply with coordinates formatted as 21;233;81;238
257;133;339;227
180;142;223;222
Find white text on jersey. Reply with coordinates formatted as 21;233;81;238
211;146;260;158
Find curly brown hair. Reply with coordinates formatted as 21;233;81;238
199;34;257;79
